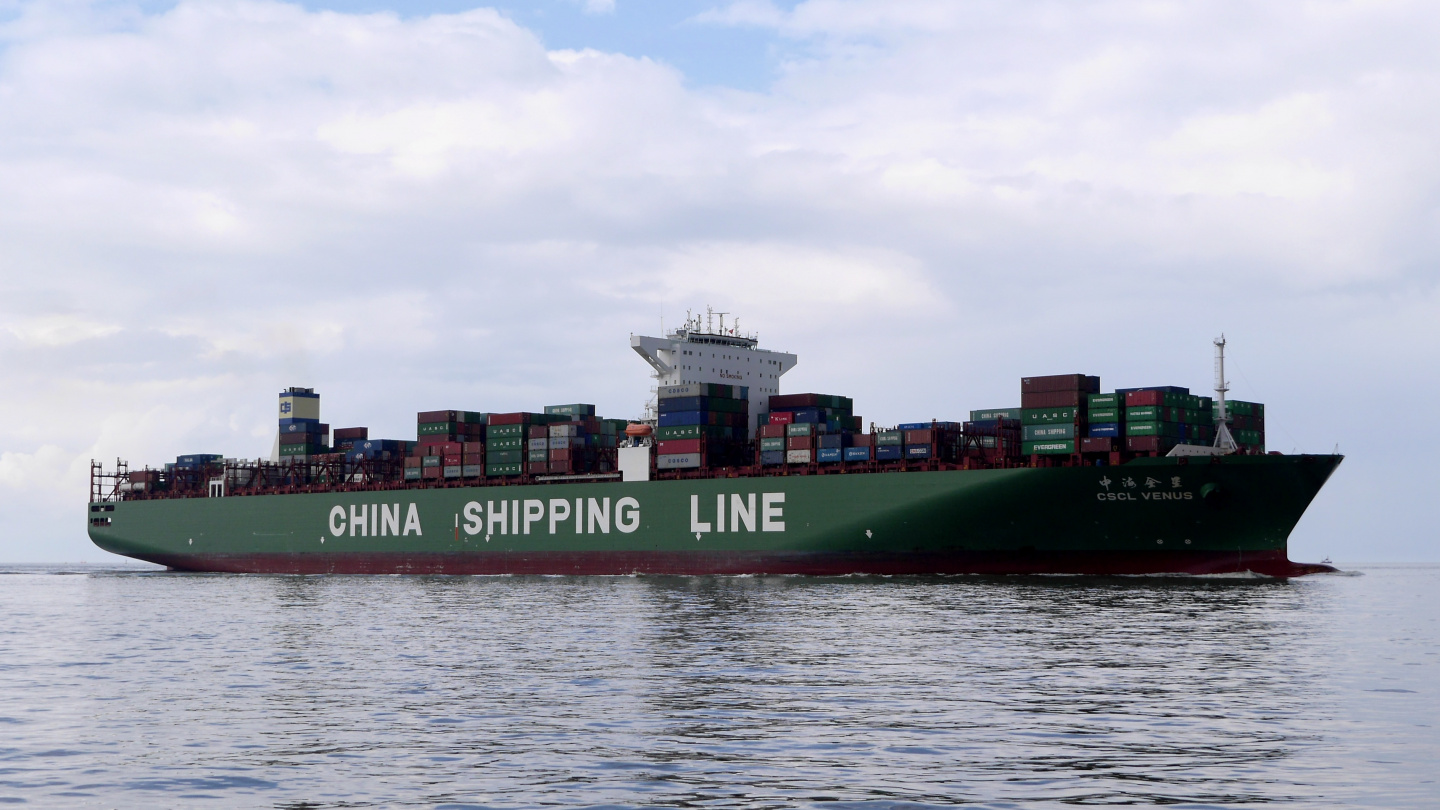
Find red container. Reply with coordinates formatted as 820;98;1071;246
657;439;702;455
904;429;934;444
852;434;875;447
463;441;486;453
416;440;462;455
1125;436;1176;453
461;453;482;465
769;393;822;409
403;457;422;468
417;410;459;424
1020;391;1085;408
550;448;572;462
333;427;368;441
443;454;462;465
549;459;575;473
528;425;548;439
1125;390;1163;407
758;424;786;439
1020;374;1100;394
421;467;441;479
769;412;795;425
527;462;549;474
786;435;814;450
1080;437;1114;453
488;412;528;426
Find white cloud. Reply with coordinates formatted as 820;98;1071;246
5;316;122;347
0;0;1437;560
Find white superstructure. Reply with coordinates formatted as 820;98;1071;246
631;308;797;438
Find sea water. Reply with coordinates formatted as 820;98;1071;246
0;564;1436;808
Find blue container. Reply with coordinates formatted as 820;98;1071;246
175;454;222;466
658;396;706;413
904;444;933;459
816;434;844;449
760;450;784;465
791;408;823;424
657;411;704;427
278;417;319;426
817;447;843;463
875;445;903;461
1089;422;1120;437
844;446;872;462
279;421;326;436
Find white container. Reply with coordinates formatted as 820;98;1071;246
656;452;702;470
785;449;812;464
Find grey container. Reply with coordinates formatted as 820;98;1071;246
657;452;702;470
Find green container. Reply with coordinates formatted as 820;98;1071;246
969;408;1021;421
488;450;523;464
1022;407;1080;425
527;449;548;462
1126;420;1182;438
1126;406;1166;422
485;424;525;439
1022;424;1075;441
1087;393;1122;409
485;463;523;477
544;404;595;417
417;422;460;436
786;423;816;437
403;467;422;481
1088;408;1121;423
278;443;313;456
421;455;441;468
1022;439;1075;455
760;437;785;451
656;424;731;440
876;430;903;446
487;437;524;451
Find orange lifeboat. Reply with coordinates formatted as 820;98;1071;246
624;423;653;438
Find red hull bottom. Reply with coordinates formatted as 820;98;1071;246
140;549;1337;578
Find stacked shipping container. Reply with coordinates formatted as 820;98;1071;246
755;393;861;465
657;384;750;469
1218;399;1266;452
277;387;327;458
1119;387;1214;454
1020;374;1099;455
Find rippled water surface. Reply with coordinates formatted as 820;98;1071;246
0;564;1437;808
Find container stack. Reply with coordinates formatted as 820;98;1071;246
1020;374;1099;456
1217;399;1265;452
1120;387;1215;454
333;427;367;452
965;408;1022;456
407;411;485;480
173;453;222;471
488;413;549;477
535;405;620;475
1080;393;1124;454
276;386;327;459
656;384;749;470
755;393;861;465
897;421;965;462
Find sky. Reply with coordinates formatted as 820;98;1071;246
1;0;1437;563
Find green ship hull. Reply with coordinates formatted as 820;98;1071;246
87;454;1342;577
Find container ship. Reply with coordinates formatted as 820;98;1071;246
88;313;1340;577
